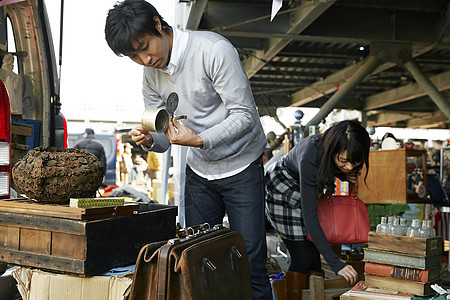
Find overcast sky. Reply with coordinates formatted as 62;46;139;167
47;0;172;133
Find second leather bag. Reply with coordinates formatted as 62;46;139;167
129;224;252;300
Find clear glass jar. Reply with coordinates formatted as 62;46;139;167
407;219;420;237
418;220;428;238
390;217;403;235
426;220;436;237
376;216;388;234
387;216;394;235
399;218;407;236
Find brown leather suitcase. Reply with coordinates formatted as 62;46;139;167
129;224;252;300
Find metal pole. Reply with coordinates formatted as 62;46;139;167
304;52;385;133
404;59;450;120
160;146;172;204
172;145;187;227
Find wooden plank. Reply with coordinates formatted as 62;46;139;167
0;248;85;275
0;211;87;235
368;231;442;256
307;275;325;300
11;123;33;136
358;149;406;203
52;232;86;259
20;228;51;255
0;205;84;219
0;199;139;220
0;226;19;250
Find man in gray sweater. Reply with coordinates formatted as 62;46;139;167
105;0;272;298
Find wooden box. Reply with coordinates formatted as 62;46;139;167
368;231;442;256
0;202;177;276
357;149;427;203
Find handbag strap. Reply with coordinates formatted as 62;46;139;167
349;182;358;198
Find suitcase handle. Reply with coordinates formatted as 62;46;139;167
230;245;243;275
201;258;216;291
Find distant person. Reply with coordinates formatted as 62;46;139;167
146;151;160;181
73;128;107;177
121;143;134;184
262;131;284;164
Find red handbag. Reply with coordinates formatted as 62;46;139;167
308;183;370;244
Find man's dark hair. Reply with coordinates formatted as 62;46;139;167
105;0;171;57
85;128;95;135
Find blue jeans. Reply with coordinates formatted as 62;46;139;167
185;157;272;300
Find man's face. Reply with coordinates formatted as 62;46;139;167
128;17;171;68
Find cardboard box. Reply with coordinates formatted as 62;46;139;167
12;268;132;300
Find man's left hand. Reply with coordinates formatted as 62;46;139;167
165;118;204;148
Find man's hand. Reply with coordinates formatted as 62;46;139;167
165;118;204;147
129;126;153;147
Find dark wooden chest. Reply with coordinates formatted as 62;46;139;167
0;200;177;276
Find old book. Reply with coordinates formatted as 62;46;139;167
363;248;441;270
341;281;413;299
364;274;439;296
368;231;442;256
364;261;440;282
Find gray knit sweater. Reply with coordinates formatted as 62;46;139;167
143;30;266;177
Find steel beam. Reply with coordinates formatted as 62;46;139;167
403;59;450;120
304;52;385;131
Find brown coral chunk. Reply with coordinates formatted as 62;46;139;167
12;147;104;203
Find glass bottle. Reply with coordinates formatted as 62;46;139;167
390;217;403;235
399;218;408;236
426;220;436;237
407;219;420;237
418;220;428;238
376;216;388;234
387;216;394;235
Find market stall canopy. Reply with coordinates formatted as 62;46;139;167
182;0;450;129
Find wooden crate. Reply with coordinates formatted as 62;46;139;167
368;231;442;256
0;202;177;276
357;149;427;203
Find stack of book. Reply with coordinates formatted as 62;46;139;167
362;231;443;297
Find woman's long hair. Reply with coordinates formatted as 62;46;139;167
316;120;371;196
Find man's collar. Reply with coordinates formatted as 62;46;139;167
160;28;188;75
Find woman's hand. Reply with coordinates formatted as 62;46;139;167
165;118;204;147
129;126;153;147
337;264;358;285
346;170;361;183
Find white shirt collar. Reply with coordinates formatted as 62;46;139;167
160;28;189;76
